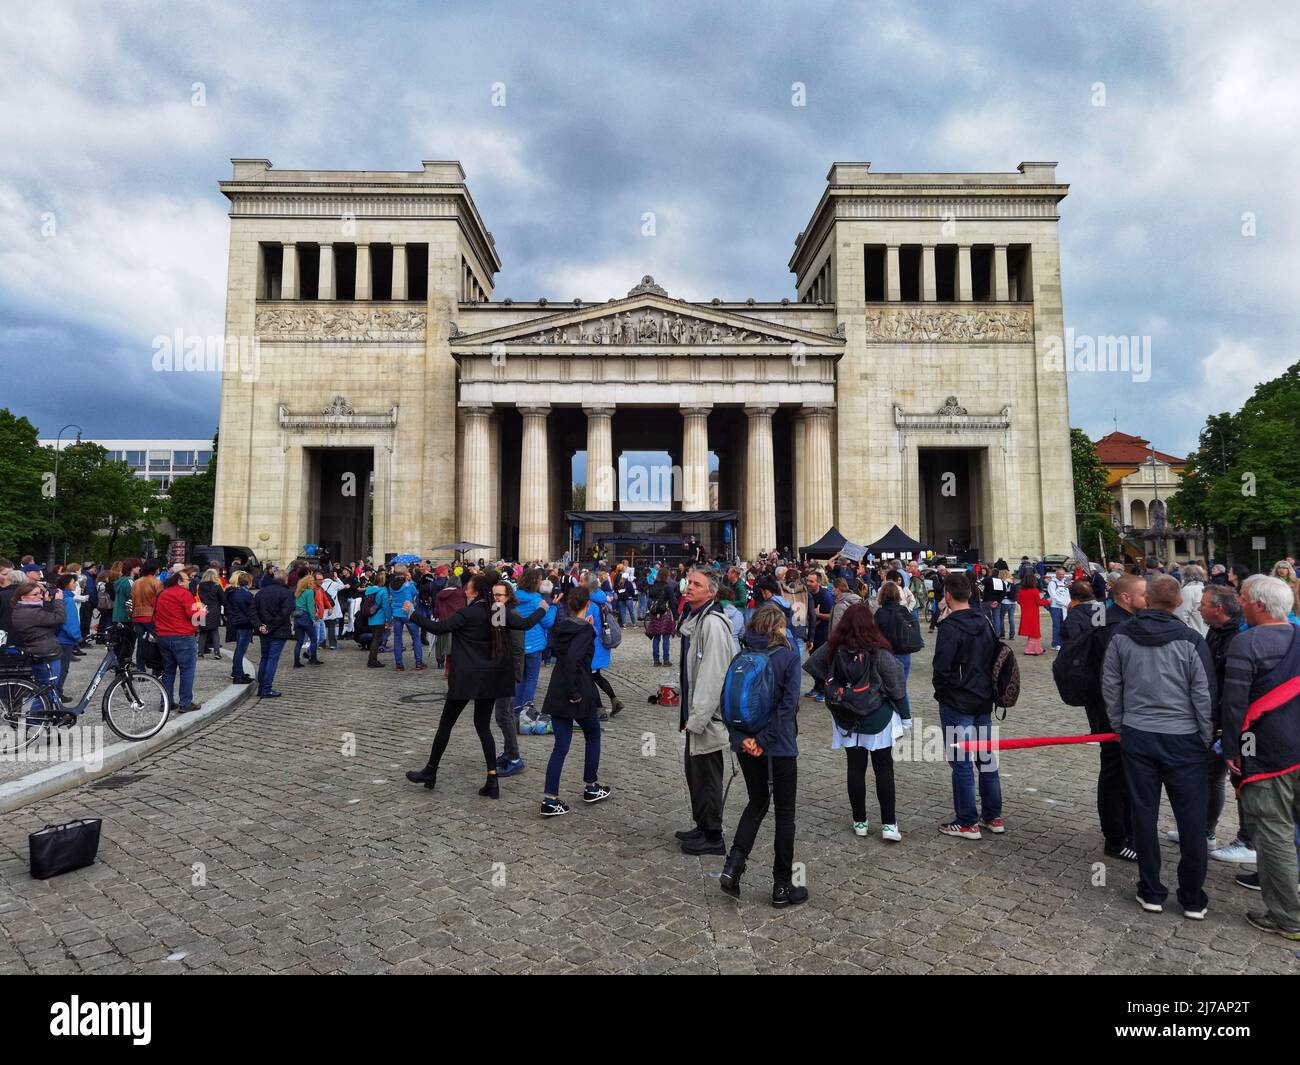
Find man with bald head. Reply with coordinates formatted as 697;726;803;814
1103;574;1216;919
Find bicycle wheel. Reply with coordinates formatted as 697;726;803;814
0;678;53;756
102;671;170;741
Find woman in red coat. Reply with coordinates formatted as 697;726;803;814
1016;573;1051;655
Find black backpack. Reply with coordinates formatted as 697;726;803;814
1052;604;1107;707
825;648;891;735
985;618;1021;714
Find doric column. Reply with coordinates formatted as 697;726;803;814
318;244;335;300
994;245;1009;301
356;244;372;300
885;246;901;302
921;245;937;301
392;244;407;301
487;410;501;558
682;405;712;549
742;406;777;559
280;243;298;300
458;405;494;553
584;406;616;510
518;404;551;562
793;413;807;552
801;406;834;542
957;246;973;301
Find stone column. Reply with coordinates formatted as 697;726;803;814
356;244;372;300
957;246;973;301
802;406;834;542
792;415;807;553
518;404;551;562
742;406;776;559
487;411;501;558
585;406;616;510
885;246;901;302
921;245;937;301
994;245;1009;301
318;244;335;300
458;405;494;552
682;405;712;548
392;244;407;301
280;243;298;300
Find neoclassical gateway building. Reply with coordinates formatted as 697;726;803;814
212;158;1075;564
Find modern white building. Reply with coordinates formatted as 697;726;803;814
39;439;214;494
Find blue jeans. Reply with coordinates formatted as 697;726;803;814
392;618;423;667
159;634;197;707
939;703;1002;827
544;715;601;796
638;592;648;620
257;636;286;695
514;650;542;709
232;628;253;679
652;633;672;664
998;599;1016;639
294;619;319;663
32;659;63;713
894;653;912;718
1048;606;1065;647
616;598;634;626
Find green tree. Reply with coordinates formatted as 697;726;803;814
165;433;218;543
1071;427;1111;533
0;408;49;556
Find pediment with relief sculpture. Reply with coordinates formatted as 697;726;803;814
451;277;844;349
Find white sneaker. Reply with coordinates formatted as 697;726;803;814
1210;839;1257;864
1167;830;1217;847
1167;828;1179;843
881;824;902;842
1136;894;1163;914
852;821;870;837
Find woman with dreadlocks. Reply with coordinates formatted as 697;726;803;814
400;572;546;798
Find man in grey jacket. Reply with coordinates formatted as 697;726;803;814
674;566;734;856
1103;575;1215;919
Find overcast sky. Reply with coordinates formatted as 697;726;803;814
2;0;1296;458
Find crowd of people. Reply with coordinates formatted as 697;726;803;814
1;545;1297;934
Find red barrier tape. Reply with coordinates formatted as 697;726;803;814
958;732;1120;753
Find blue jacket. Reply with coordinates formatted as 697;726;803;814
364;585;391;625
226;586;257;628
585;589;611;670
515;589;556;654
57;590;81;646
83;571;98;604
389;579;418;617
728;629;801;757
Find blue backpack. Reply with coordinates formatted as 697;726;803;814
720;647;778;736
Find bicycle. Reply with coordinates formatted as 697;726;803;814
0;624;171;757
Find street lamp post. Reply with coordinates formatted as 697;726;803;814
47;423;83;570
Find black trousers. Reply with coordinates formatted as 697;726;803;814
846;746;896;824
1085;698;1132;849
426;696;497;773
684;745;724;834
366;624;384;666
592;669;616;708
1122;726;1210;911
732;754;797;883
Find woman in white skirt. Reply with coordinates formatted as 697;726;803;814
820;603;908;841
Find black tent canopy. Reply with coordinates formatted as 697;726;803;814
864;525;930;555
798;526;848;558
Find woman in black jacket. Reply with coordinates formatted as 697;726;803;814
537;585;610;816
402;572;545;798
873;581;923;720
197;569;226;660
225;572;257;683
645;567;679;666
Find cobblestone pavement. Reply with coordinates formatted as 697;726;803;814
1;623;1296;975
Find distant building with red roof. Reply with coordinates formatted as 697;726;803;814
1093;432;1210;564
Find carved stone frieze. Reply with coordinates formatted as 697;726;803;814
256;305;426;341
863;305;1033;343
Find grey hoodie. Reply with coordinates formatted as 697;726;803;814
1101;609;1214;744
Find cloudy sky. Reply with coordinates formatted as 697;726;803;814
2;0;1296;457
